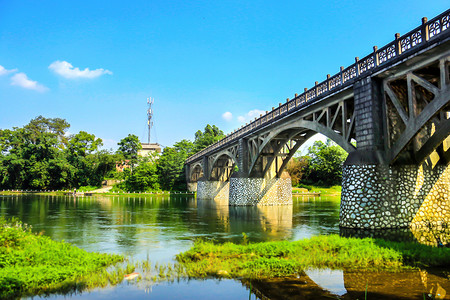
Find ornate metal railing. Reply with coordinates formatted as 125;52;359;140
186;9;450;164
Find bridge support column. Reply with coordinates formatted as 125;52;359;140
229;172;292;206
197;180;230;201
187;182;197;192
340;163;449;229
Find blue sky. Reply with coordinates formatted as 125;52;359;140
1;1;448;150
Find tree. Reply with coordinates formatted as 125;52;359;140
0;116;117;190
304;139;348;186
65;131;105;187
285;157;309;186
118;134;142;159
157;139;194;191
67;131;102;157
117;134;142;174
193;125;225;152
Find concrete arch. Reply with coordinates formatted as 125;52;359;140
189;162;204;182
208;149;238;181
248;119;356;176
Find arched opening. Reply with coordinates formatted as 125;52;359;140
209;153;237;182
248;122;355;179
190;163;203;183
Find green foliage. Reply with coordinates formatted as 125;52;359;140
117;134;141;160
285;157;308;186
0;116;117;190
193;124;225;153
117;155;160;192
176;235;450;279
0;117;224;193
286;139;348;187
155;125;223;191
304;139;348;186
157;140;194;191
0;217;123;298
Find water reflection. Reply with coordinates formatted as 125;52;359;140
1;194;449;299
247;268;450;299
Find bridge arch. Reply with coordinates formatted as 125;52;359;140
248;119;356;177
208;149;238;181
189;162;204;182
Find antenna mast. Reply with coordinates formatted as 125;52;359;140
147;97;154;144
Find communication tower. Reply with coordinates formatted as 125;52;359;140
147;97;154;144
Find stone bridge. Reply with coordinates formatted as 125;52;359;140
185;10;450;229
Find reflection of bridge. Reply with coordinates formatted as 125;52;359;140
246;268;450;299
186;10;450;229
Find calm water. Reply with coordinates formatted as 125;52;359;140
1;194;448;299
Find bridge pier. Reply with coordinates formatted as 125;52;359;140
196;179;230;201
340;71;450;229
187;182;197;192
340;163;449;229
229;172;292;206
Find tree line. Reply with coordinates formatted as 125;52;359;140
0;116;346;191
0;117;224;191
285;139;348;187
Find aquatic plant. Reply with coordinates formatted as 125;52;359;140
0;217;124;298
176;235;450;279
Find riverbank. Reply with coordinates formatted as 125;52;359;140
0;190;195;197
176;235;450;279
0;217;126;299
293;184;341;196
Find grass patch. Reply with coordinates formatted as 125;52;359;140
77;185;102;192
0;217;125;298
176;235;450;279
295;184;342;195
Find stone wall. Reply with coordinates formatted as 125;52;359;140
229;177;292;206
197;180;229;201
340;164;449;229
187;182;197;192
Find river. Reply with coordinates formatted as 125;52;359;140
0;194;448;299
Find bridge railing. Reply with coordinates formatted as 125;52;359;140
186;9;450;164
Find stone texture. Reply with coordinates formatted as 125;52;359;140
229;177;292;206
187;182;197;192
340;164;449;230
197;180;229;201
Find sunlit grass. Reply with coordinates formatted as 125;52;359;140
0;217;125;298
175;235;450;279
294;184;342;195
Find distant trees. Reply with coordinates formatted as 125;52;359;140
1;117;350;191
193;125;225;153
285;157;308;186
0;116;117;190
115;125;221;192
285;139;348;187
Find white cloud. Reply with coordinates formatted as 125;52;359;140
222;111;233;121
49;60;113;79
0;65;17;76
237;109;265;124
10;73;48;92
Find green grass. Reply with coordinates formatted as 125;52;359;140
294;184;342;195
77;185;102;192
176;235;450;279
0;217;125;298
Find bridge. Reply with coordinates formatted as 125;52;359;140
185;10;450;229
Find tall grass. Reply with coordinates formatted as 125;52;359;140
176;235;450;279
0;217;125;298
